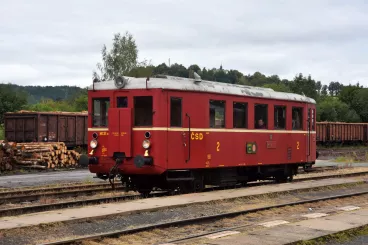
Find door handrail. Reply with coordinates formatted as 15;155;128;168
186;113;191;162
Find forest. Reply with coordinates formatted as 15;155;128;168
1;31;367;140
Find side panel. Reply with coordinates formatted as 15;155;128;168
67;116;76;142
47;115;58;142
6;117;37;142
4;118;15;142
76;116;85;145
38;115;47;142
165;91;313;171
58;117;67;142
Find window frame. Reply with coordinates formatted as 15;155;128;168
134;96;153;127
233;101;248;128
170;97;182;127
254;103;268;130
311;108;315;131
292;107;304;130
117;96;128;108
274;105;286;130
92;97;110;127
209;99;226;128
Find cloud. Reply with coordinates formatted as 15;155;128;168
0;0;368;87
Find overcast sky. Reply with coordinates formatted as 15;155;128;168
1;0;367;87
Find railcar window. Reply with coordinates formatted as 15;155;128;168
209;100;225;128
292;107;303;130
134;96;153;126
170;97;182;127
233;102;247;128
254;104;268;129
117;97;128;108
311;109;315;131
274;106;286;129
92;98;110;127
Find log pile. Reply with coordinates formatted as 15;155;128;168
0;141;81;172
0;141;16;171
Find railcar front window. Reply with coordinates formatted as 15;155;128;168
170;97;182;127
255;104;268;129
210;100;225;128
92;98;110;127
134;96;153;126
117;97;128;108
274;106;286;129
292;107;303;130
233;102;247;128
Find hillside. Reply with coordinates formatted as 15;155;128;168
0;84;87;104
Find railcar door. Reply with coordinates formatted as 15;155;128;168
167;95;187;167
306;105;316;163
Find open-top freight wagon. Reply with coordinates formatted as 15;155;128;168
316;122;368;145
4;111;88;148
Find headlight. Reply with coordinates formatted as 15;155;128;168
142;139;151;149
90;139;98;149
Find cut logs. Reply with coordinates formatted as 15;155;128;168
0;141;81;173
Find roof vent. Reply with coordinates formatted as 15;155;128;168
194;72;202;83
114;76;128;89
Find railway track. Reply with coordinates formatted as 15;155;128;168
0;165;349;203
40;187;368;245
0;185;125;205
1;170;367;217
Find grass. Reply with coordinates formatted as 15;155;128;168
332;150;368;163
295;225;368;245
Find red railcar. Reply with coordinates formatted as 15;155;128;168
80;75;317;195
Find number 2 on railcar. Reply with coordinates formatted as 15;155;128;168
79;74;318;195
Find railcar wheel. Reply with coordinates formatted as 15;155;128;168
240;181;248;187
275;174;293;183
138;189;152;198
193;178;204;192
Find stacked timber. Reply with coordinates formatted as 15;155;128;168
0;141;81;172
0;141;16;171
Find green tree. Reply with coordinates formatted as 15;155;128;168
317;97;360;122
0;84;28;124
167;63;189;77
94;32;138;81
351;88;368;122
74;95;88;111
321;85;328;96
338;85;361;106
316;81;322;95
289;74;318;100
263;83;292;93
328;81;344;96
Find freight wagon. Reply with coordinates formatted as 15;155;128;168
4;111;88;148
316;122;368;145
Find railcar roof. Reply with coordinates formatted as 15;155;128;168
88;75;316;104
